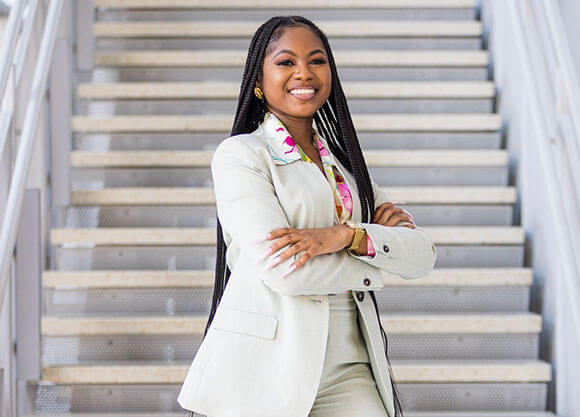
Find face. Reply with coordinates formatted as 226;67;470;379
258;25;332;121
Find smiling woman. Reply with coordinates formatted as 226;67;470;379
177;15;436;417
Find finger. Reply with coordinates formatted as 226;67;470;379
257;232;298;262
265;227;294;239
389;208;413;226
282;252;313;278
401;208;414;220
376;206;402;226
373;202;394;223
251;228;292;247
388;213;411;227
378;208;413;227
263;240;306;270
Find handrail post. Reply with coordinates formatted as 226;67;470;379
15;189;41;417
75;0;95;71
50;0;73;208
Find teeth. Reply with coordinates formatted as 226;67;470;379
290;88;315;95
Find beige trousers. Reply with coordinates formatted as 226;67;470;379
308;291;389;417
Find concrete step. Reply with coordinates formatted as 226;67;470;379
77;81;495;100
94;20;482;38
91;65;488;83
77;81;496;115
41;360;551;384
71;114;501;133
403;414;558;417
94;49;489;68
50;226;524;246
60;186;515;227
94;0;477;10
42;313;542;336
21;413;561;417
41;268;533;315
55;203;514;227
69;186;514;206
42;268;533;289
40;313;542;361
69;149;507;168
74;131;502;151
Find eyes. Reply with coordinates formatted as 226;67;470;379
276;57;327;66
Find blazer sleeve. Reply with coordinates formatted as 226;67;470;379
211;136;385;296
347;177;438;279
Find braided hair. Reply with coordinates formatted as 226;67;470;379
204;15;404;417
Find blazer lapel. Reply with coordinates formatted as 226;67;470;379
254;112;363;224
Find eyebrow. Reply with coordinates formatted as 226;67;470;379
272;49;326;59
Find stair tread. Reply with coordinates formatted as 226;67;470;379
77;81;496;99
70;186;516;205
94;0;478;9
50;226;526;246
71;113;502;133
94;20;483;38
41;267;533;288
21;413;561;417
94;50;489;67
41;312;543;336
69;149;507;167
40;359;552;384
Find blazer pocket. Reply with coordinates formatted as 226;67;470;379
211;307;279;340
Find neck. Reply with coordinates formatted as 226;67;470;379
268;110;315;148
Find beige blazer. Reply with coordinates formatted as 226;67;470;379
177;117;438;417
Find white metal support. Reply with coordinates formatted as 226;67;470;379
50;0;73;207
75;0;95;71
15;189;41;417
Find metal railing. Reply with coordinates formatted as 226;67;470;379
0;0;65;317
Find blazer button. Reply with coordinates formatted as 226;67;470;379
363;278;371;286
356;291;364;302
383;244;390;253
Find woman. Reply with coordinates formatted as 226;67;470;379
178;16;437;417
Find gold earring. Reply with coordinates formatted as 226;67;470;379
254;87;264;100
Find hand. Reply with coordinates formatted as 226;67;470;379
254;226;351;278
373;201;416;229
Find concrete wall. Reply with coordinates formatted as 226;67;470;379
558;0;580;81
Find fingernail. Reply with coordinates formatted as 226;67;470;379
250;234;269;246
263;256;281;271
281;264;296;278
259;247;274;261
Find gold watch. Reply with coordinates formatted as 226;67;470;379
345;220;366;252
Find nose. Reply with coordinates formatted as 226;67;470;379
293;60;314;80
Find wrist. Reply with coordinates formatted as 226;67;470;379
339;224;356;249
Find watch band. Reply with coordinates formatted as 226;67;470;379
345;221;366;252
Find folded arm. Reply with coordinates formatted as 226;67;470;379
348;179;438;279
211;136;384;296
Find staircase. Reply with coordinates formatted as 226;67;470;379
35;0;554;416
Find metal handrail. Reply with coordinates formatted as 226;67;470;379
0;0;65;311
0;0;25;101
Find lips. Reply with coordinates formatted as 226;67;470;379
288;87;318;101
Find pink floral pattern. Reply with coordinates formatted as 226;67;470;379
263;112;376;258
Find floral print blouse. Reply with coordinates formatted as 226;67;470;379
263;112;376;258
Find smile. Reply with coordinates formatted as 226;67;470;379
288;88;318;101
